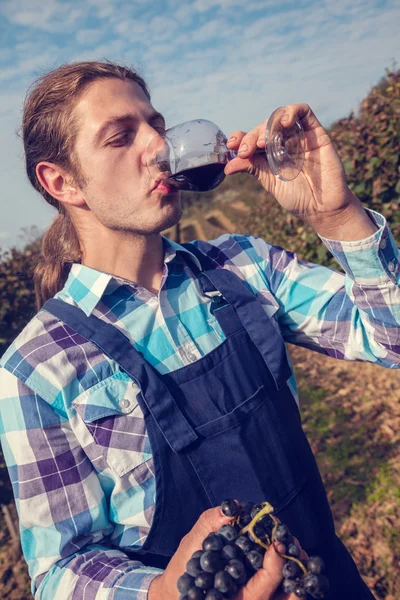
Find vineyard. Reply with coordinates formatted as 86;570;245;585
0;68;399;599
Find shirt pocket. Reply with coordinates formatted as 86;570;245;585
73;375;152;477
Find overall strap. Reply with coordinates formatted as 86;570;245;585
43;298;198;453
182;243;291;390
182;243;243;337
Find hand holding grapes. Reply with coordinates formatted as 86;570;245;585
225;104;376;239
148;506;304;599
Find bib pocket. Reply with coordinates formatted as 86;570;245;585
186;384;306;514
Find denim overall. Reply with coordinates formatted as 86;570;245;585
44;246;374;599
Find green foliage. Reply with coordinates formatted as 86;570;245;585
0;239;41;358
330;67;400;241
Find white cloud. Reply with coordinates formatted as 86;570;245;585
86;0;118;19
1;0;87;32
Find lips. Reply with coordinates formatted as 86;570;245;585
151;175;177;194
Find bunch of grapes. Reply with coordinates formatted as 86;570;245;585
177;499;329;599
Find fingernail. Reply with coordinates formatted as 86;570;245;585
227;136;237;143
239;143;248;154
274;542;286;554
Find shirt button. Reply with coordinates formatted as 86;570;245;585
188;352;197;362
388;261;395;272
379;238;387;249
119;398;131;412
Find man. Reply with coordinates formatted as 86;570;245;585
0;61;398;600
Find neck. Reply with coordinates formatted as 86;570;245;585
81;229;165;295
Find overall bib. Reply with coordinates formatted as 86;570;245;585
44;247;374;599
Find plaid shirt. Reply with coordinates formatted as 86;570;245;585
1;209;399;600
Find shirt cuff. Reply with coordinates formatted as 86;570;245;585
318;208;399;283
108;568;162;600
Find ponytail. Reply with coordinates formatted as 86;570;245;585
34;208;81;310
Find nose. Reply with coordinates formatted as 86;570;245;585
140;123;165;170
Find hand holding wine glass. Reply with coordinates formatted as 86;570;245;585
225;103;361;232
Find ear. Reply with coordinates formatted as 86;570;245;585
36;161;86;207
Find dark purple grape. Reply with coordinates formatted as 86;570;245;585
221;543;241;561
235;535;254;554
177;572;195;593
205;590;223;599
187;587;205;600
254;544;266;555
246;549;263;571
282;560;302;579
225;558;246;581
203;533;224;552
294;581;307;597
186;557;203;577
242;501;255;517
273;524;293;546
282;578;297;593
241;512;252;526
195;571;214;590
307;555;325;575
200;551;224;573
214;570;237;597
250;503;263;519
254;515;273;538
218;524;239;543
287;543;301;558
192;550;204;560
221;499;238;517
303;573;329;598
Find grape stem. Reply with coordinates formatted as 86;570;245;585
239;502;308;576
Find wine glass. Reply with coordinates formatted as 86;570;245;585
146;107;305;192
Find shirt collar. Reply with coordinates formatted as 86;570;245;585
62;236;202;316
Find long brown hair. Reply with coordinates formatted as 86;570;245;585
22;61;151;310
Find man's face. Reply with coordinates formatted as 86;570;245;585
71;77;181;236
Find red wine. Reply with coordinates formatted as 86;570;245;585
169;162;226;192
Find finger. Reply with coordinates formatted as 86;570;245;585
226;130;247;149
236;122;267;159
237;543;286;600
280;103;321;131
224;155;255;177
178;507;231;553
192;506;232;544
169;507;232;583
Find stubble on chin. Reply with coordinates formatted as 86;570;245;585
155;198;182;234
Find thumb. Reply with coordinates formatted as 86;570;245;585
188;507;232;547
169;508;231;574
224;156;255;177
238;543;285;600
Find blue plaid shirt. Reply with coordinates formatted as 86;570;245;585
1;209;399;599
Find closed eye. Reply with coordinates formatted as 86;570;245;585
107;130;134;147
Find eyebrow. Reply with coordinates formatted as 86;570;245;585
94;110;165;146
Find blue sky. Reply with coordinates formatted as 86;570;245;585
0;0;399;250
